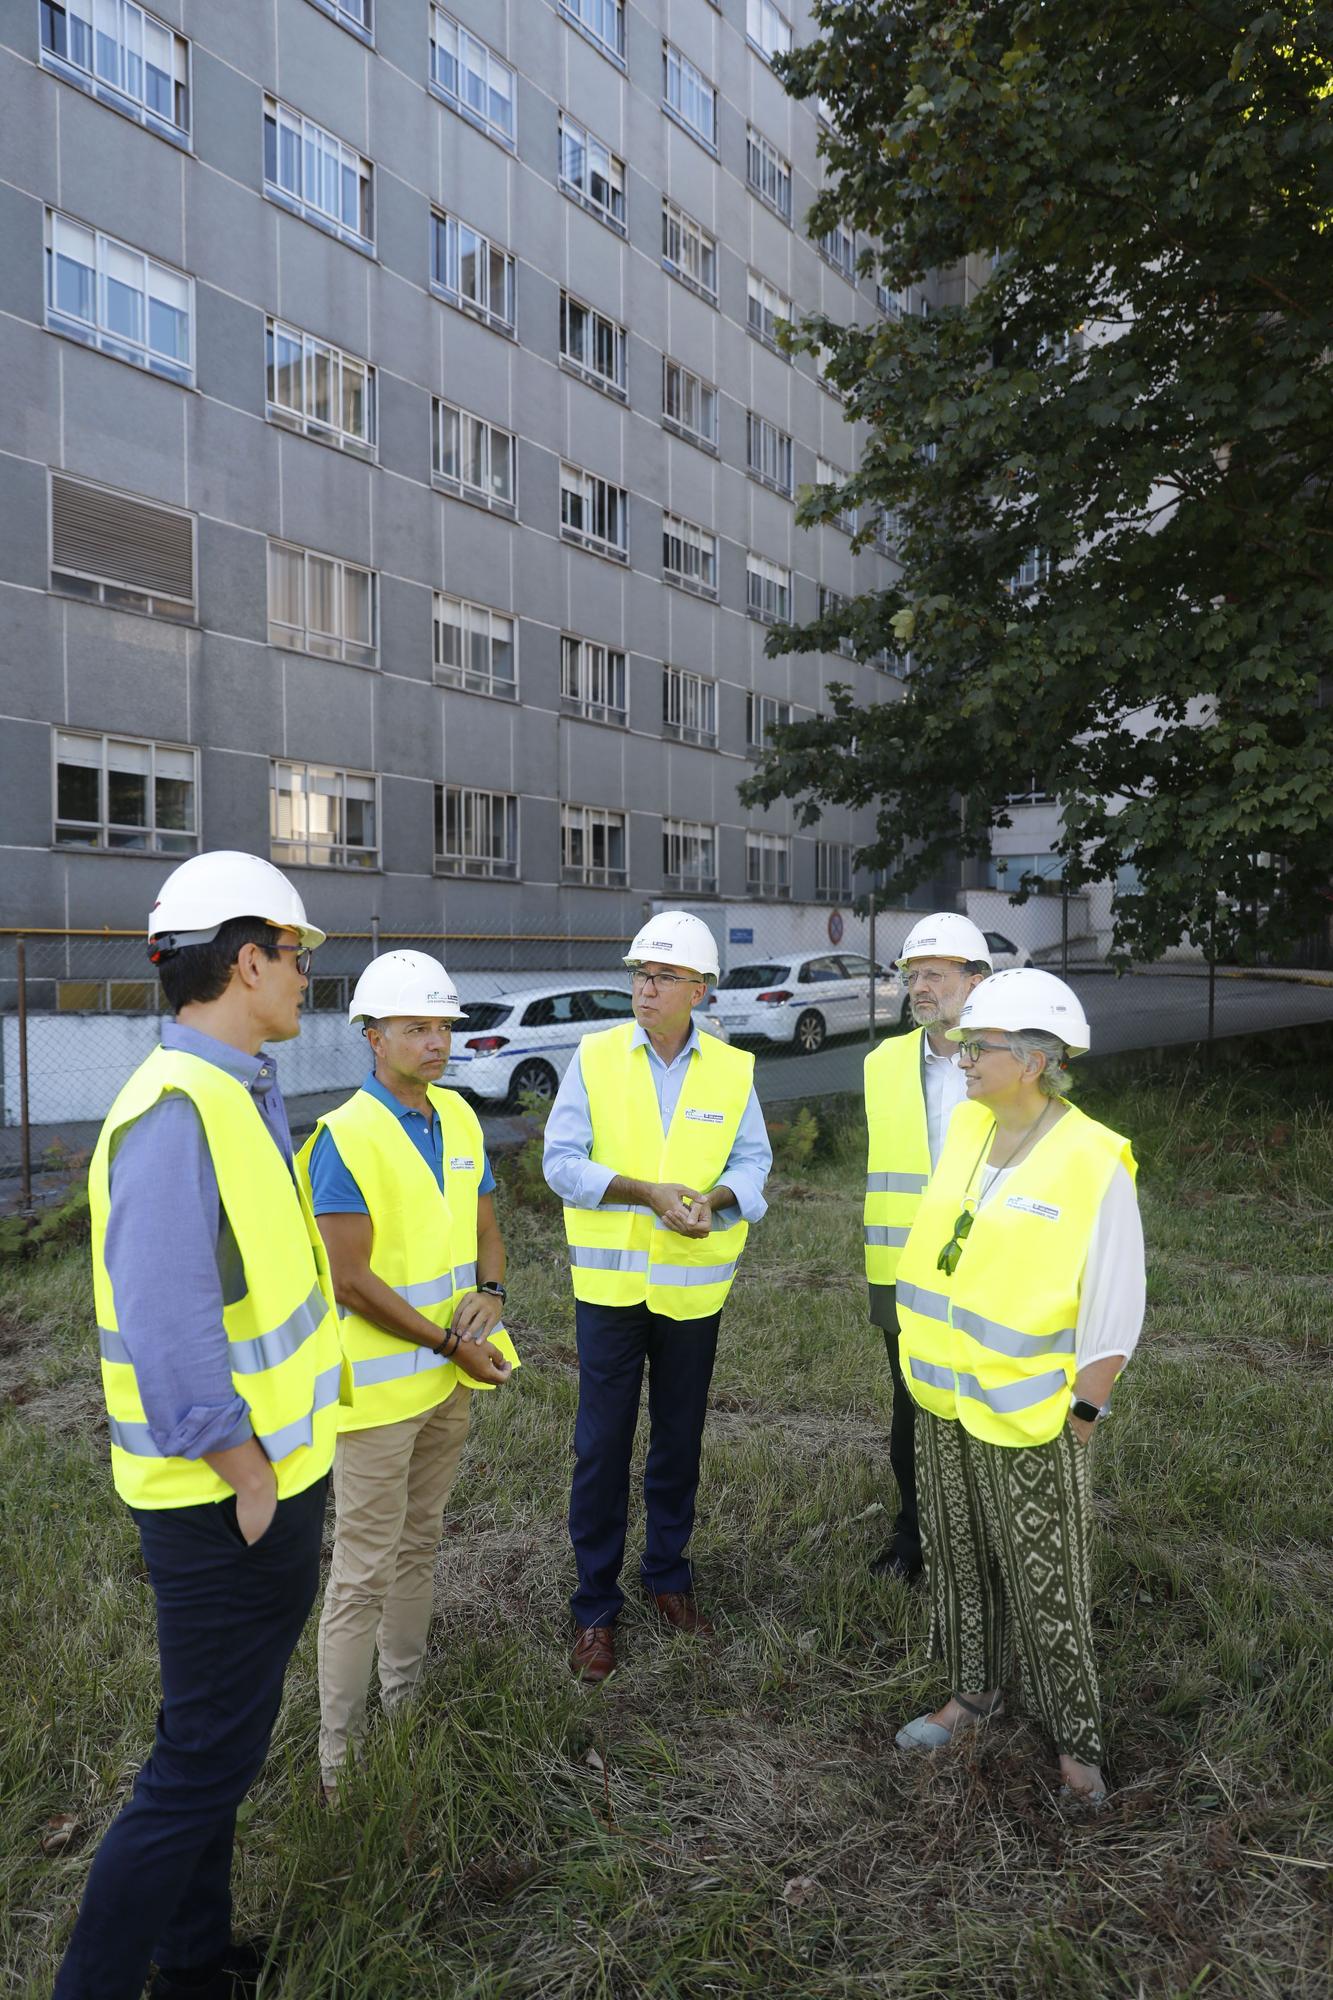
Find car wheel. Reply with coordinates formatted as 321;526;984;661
505;1059;558;1112
794;1009;826;1055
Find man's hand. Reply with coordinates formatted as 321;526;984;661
236;1463;279;1545
450;1335;513;1387
649;1182;712;1238
450;1288;505;1342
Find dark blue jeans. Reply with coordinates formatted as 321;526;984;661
54;1477;327;2000
569;1299;721;1629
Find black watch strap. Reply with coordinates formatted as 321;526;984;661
478;1280;507;1303
1070;1397;1105;1423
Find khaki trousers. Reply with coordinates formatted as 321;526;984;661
317;1388;471;1782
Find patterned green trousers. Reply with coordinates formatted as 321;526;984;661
916;1411;1105;1763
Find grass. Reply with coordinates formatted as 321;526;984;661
1;1040;1331;1998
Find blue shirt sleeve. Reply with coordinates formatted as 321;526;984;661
714;1085;772;1225
542;1043;617;1209
479;1150;496;1197
307;1126;370;1216
104;1096;254;1459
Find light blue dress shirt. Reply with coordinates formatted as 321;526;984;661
307;1071;495;1213
542;1023;771;1223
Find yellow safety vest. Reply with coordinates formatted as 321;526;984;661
564;1023;755;1320
863;1029;931;1288
297;1085;519;1434
90;1047;345;1509
896;1097;1136;1446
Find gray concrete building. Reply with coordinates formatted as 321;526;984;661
0;0;913;956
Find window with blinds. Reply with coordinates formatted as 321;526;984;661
50;473;194;619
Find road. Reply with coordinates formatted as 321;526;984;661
744;971;1333;1108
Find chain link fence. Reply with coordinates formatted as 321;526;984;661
3;898;1331;1201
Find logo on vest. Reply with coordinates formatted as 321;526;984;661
1005;1194;1061;1221
684;1108;724;1123
449;1156;476;1170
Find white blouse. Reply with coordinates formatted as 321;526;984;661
977;1160;1146;1370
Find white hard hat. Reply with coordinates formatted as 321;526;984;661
147;850;325;955
947;968;1091;1055
348;951;467;1025
897;912;993;970
624;910;720;982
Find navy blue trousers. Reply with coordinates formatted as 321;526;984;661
569;1298;721;1629
54;1477;327;2000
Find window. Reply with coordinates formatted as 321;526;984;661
263;95;373;250
746;692;793;750
265;318;376;458
747;270;792;351
662;513;718;598
44;211;192;385
663;819;717;895
816;841;853;902
559;0;625;65
57;979;157;1013
306;0;372;38
54;729;197;853
268;542;376;666
271;760;378;869
818;584;856;659
662;665;717;745
560;294;628;399
40;0;190;141
434;784;518;878
561;636;627;725
746;830;791;898
873;509;901;556
50;473;194;620
746;554;791;625
433;401;516;512
747;126;792;221
562;804;627;886
747;413;793;495
430;211;516;334
817;458;856;533
662;42;716;150
1009;550;1053;593
819;220;857;281
747;0;792;62
662;200;718;304
815;342;843;398
560;464;628;562
434;593;516;698
429;8;515;147
662;358;719;450
558;112;627;235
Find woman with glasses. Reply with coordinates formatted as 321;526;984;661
891;969;1145;1807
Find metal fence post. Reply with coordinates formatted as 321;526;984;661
867;891;877;1043
1061;875;1070;980
1206;908;1217;1067
16;936;32;1211
370;913;381;957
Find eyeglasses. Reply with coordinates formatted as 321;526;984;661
271;945;313;975
937;1206;975;1277
956;1038;1013;1064
631;969;698;991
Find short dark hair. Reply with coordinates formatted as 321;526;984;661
962;960;991;978
154;916;281;1013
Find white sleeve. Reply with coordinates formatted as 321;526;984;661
1075;1163;1146;1370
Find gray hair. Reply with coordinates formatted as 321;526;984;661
1004;1028;1074;1097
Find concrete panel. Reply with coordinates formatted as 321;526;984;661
380;771;434;877
375;375;434;496
436;315;516;427
557;547;627;642
436;118;515;244
276;216;373;356
273;0;370;145
375;186;432;315
195;288;264;417
0;180;44;327
196;516;266;645
191;49;260;193
376;674;441;783
0;311;62;466
192;636;284;758
0;585;64;722
560;202;628;323
187;164;277;311
281;650;377;768
57;342;190;503
64;604;194;744
378;576;434;685
439;493;519;601
186;396;278;537
58;98;188;265
188;1;275;79
0;715;54;848
441;692;521;791
372;56;434;200
626;569;667;662
0;53;59;193
514;618;560;715
275;435;373;559
511;344;562;457
0;453;54;589
198;743;273;851
563;719;628;806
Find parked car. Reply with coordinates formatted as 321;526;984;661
983;930;1031;970
445;982;726;1110
708;952;903;1054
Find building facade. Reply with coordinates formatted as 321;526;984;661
0;0;920;950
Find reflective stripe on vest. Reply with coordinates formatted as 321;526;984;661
895;1098;1136;1446
863;1031;931;1289
563;1024;755;1321
89;1046;344;1510
298;1087;519;1435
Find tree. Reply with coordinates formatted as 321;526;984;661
741;0;1333;961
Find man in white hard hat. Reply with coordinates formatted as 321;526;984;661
543;911;771;1683
57;853;342;2000
862;913;993;1582
297;952;518;1799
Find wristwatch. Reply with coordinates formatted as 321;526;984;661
1070;1397;1110;1424
477;1280;507;1303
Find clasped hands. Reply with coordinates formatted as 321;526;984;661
445;1288;512;1384
647;1181;715;1239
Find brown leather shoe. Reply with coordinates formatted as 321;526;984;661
649;1591;714;1638
570;1624;617;1682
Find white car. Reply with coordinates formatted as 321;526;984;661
982;930;1031;971
709;952;904;1054
445;981;727;1110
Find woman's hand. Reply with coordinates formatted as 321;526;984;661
1067;1411;1096;1446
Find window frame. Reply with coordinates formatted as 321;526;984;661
662;817;718;897
44;208;194;386
746;691;794;752
430;209;517;336
52;726;199;856
433;591;518;699
432;399;517;514
746;125;792;222
434;782;520;879
816;457;857;534
818;584;857;659
662;511;719;600
819;219;857;282
559;292;628;401
267;540;378;668
561;802;629;887
39;0;191;146
746;412;794;497
815;840;854;903
560;463;629;563
662;664;718;746
557;0;625;69
662;39;717;153
560;634;628;727
428;7;516;149
661;356;719;453
262;93;374;253
270;757;380;871
745;553;792;626
662;199;719;305
265;317;377;459
746;0;793;63
745;829;792;899
558;110;628;236
304;0;373;42
746;269;792;355
49;471;196;622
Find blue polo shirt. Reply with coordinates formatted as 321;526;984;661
308;1071;496;1216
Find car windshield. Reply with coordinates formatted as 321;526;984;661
459;1002;512;1030
718;964;788;989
